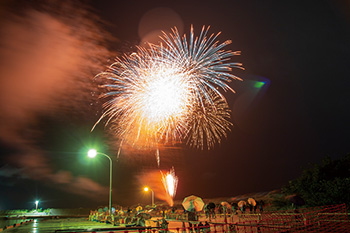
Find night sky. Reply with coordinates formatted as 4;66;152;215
0;0;349;210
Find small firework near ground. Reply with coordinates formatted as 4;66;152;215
161;167;178;206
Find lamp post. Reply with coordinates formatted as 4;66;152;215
35;200;39;210
88;149;112;214
144;187;154;207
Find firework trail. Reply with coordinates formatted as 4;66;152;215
95;25;243;158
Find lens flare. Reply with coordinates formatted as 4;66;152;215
94;26;243;152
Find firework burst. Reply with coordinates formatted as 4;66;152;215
96;48;193;149
158;26;243;106
185;90;233;150
95;26;243;151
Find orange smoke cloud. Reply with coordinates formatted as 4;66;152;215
0;1;112;199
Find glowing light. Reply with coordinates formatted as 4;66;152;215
140;70;190;123
87;149;97;158
161;167;178;198
166;174;175;196
143;186;154;206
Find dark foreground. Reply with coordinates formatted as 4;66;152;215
2;204;349;233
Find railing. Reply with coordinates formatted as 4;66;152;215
86;204;349;233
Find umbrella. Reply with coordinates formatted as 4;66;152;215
182;195;205;212
247;198;256;206
237;201;247;208
221;201;232;209
118;210;125;216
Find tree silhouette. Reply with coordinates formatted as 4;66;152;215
283;154;350;206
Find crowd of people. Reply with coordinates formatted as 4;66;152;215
88;199;265;229
204;200;265;220
89;207;150;226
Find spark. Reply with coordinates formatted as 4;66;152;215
185;91;233;150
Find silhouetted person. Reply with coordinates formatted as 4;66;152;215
242;204;246;214
188;211;197;221
160;218;168;233
204;221;211;233
258;200;264;212
198;222;204;233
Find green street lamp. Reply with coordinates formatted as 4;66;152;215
88;149;113;214
144;186;154;207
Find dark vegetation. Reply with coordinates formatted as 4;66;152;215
282;153;350;207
